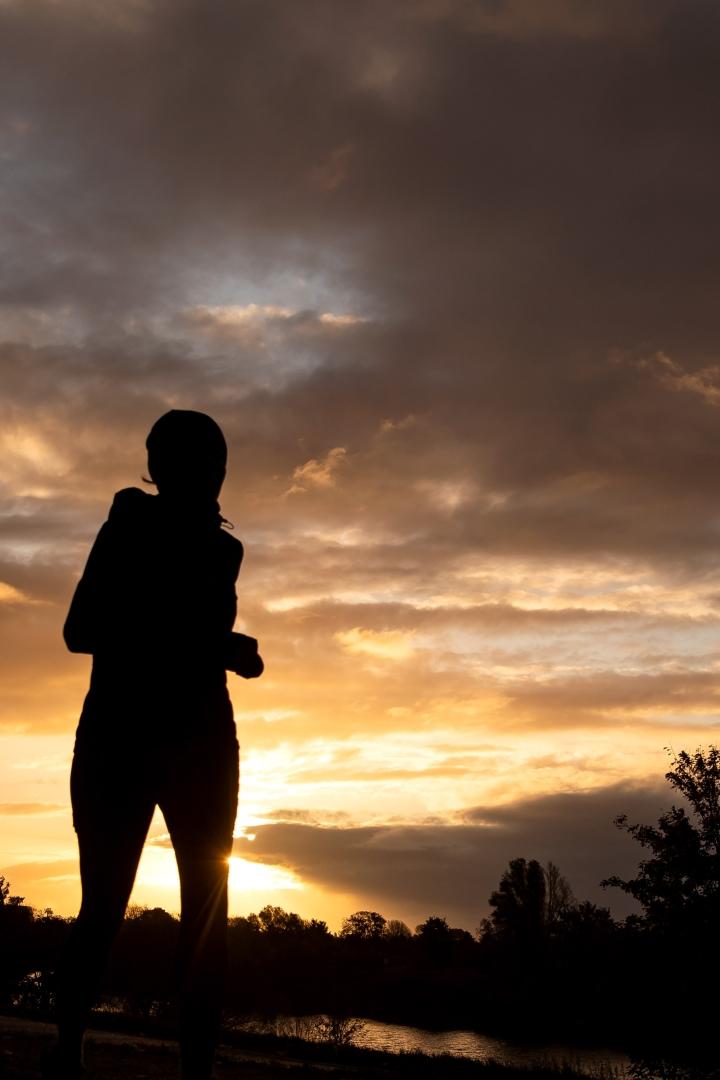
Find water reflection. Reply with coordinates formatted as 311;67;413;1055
350;1018;630;1075
238;1014;630;1076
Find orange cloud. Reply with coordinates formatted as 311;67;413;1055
287;447;348;494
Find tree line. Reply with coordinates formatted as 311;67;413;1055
2;746;719;1070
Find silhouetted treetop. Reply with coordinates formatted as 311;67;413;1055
340;911;387;940
0;876;24;907
385;919;412;938
602;746;720;933
250;905;317;935
415;915;452;940
545;860;575;928
483;857;546;942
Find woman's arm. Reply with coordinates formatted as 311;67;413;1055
225;632;264;678
219;537;263;677
63;522;115;654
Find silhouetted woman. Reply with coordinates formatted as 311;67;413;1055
48;410;263;1080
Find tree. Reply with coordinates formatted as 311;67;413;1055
385;919;412;938
339;911;386;940
306;917;330;937
415;915;452;941
602;747;720;935
483;857;546;942
544;861;575;927
557;900;615;939
251;905;307;935
599;748;720;1068
415;915;453;963
0;876;24;907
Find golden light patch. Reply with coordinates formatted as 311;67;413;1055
1;426;71;482
228;855;302;893
188;304;362;334
132;847;299;900
318;312;363;326
288;447;347;494
452;555;720;617
192;302;294;325
263;595;315;612
335;627;416;660
0;582;35;605
133;846;180;891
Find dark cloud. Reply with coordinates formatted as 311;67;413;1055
232;782;672;929
2;0;720;343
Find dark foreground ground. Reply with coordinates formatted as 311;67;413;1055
0;1015;612;1080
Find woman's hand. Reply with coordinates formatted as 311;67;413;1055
227;632;264;679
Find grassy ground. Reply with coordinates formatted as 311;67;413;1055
0;1014;613;1080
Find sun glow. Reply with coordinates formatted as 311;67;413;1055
128;843;302;911
228;855;302;893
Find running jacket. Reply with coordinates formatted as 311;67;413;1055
65;487;243;743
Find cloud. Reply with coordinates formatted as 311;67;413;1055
421;0;656;41
288;447;348;495
335;626;416;660
629;351;720;409
233;782;671;928
0;803;65;816
0;583;40;605
2;860;79;885
261;808;353;826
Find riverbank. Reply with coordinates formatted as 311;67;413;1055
0;1014;620;1079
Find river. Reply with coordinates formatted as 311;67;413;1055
240;1014;631;1076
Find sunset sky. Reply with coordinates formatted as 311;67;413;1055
3;0;720;932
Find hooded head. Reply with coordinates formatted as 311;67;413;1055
146;410;227;504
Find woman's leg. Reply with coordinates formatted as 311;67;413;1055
161;729;239;1080
53;743;154;1071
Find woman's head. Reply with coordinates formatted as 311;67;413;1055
146;410;227;501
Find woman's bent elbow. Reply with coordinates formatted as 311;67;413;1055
63;624;94;654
